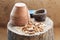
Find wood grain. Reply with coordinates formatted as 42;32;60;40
0;0;15;25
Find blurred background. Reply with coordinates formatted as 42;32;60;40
0;0;60;40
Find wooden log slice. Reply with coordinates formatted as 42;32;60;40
7;17;54;40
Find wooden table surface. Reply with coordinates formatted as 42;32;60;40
0;26;60;40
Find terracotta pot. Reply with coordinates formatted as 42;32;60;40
9;3;30;26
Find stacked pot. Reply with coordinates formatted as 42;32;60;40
9;3;30;26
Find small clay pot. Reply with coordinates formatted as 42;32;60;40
33;8;47;22
9;3;30;26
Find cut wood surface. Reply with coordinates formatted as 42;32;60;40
8;17;54;40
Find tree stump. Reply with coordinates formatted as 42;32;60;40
7;17;54;40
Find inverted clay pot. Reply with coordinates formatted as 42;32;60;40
9;3;30;26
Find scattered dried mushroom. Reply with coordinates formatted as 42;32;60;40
21;21;45;34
